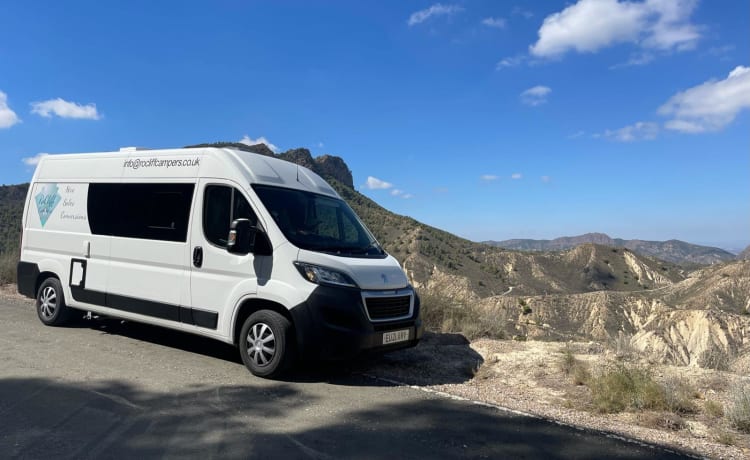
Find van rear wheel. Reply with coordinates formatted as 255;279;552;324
239;310;294;378
36;278;72;326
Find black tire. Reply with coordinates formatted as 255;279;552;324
36;277;72;326
239;310;295;378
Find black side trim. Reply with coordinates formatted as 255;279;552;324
17;261;40;298
191;308;219;329
70;286;106;306
69;287;218;330
108;293;180;322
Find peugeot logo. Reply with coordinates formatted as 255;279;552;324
381;273;388;284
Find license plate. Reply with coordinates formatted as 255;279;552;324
382;329;410;345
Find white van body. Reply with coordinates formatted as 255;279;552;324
18;147;422;377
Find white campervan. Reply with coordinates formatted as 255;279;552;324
17;147;422;377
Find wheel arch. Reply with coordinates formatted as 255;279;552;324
35;270;61;298
232;298;294;346
34;258;66;297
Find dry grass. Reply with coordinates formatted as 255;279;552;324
0;250;18;285
611;331;636;361
698;344;732;371
639;412;688;431
704;400;725;418
661;376;698;415
727;381;750;433
420;293;507;340
559;346;590;385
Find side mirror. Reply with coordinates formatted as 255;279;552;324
227;219;255;255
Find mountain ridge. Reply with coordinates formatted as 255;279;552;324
483;232;735;265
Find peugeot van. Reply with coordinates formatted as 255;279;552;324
17;147;422;377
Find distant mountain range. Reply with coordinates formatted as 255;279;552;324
483;233;737;265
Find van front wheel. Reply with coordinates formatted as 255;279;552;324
36;278;72;326
239;310;294;378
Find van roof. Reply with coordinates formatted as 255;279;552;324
33;147;340;198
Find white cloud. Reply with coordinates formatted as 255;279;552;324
239;135;279;152
511;173;523;180
659;65;750;133
0;91;20;128
496;55;526;70
480;174;498;181
520;85;551;106
512;7;534;19
401;193;414;199
481;17;506;29
408;3;463;26
364;176;394;190
541;176;551;183
610;52;655;69
568;130;586;139
30;98;100;120
22;152;49;166
601;121;659;141
530;0;700;59
390;189;403;196
317;141;324;148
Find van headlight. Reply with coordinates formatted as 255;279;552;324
294;262;358;288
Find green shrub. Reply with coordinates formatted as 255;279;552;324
588;364;666;413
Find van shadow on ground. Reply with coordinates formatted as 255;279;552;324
79;314;483;386
0;376;691;459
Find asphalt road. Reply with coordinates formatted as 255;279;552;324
0;293;693;459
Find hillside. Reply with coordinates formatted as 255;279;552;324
333;182;685;299
0;183;27;254
472;259;750;365
484;232;736;265
738;245;750;260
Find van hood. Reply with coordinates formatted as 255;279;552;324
296;249;408;290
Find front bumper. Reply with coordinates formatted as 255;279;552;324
290;284;423;361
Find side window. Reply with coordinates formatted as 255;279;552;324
203;185;257;248
314;202;339;239
88;183;194;242
341;212;361;244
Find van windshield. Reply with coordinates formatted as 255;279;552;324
252;185;385;257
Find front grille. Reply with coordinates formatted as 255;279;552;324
364;295;412;321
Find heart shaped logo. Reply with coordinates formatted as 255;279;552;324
35;184;61;227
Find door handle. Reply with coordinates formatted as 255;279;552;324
193;246;203;268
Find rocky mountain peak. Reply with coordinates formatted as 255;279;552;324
185;142;354;189
314;155;354;188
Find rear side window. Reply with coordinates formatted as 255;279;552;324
203;185;257;247
88;183;195;242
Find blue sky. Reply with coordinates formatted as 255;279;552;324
1;1;748;250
